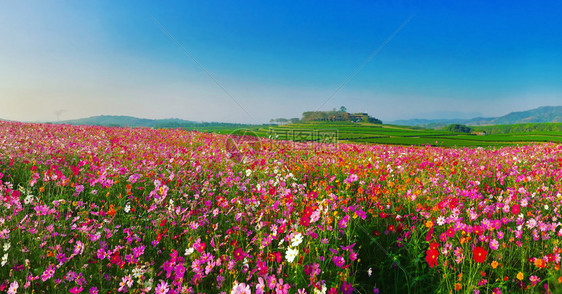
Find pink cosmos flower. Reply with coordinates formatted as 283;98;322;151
529;275;540;286
69;286;84;293
266;274;277;290
7;280;18;294
154;280;169;294
489;239;499;250
74;241;84;255
41;264;56;282
275;279;290;294
332;255;346;268
232;282;252;294
256;277;266;294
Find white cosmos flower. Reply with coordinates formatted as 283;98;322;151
3;243;9;252
24;194;34;204
285;247;298;263
313;282;327;294
291;233;303;247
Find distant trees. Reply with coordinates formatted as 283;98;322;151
368;117;383;124
302;111;350;122
269;118;301;125
289;118;300;124
444;124;472;133
473;122;562;134
271;106;383;124
269;118;289;124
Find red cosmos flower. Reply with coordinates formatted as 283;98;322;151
278;223;286;236
430;241;439;250
511;204;520;215
388;224;395;232
300;208;312;227
426;249;439;268
446;227;455;238
472;246;487;263
268;251;282;263
300;215;310;227
233;247;245;261
110;252;122;265
195;241;206;254
472;225;483;236
425;227;434;242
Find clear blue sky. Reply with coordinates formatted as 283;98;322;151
1;1;561;123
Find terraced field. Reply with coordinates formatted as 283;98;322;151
226;122;562;148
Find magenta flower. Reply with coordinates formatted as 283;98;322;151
338;215;350;229
266;274;277;290
340;281;354;294
41;264;56;282
75;185;84;194
332;255;346;268
275;278;290;294
69;286;83;293
529;275;540;286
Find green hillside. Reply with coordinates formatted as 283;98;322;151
391;105;562;128
49;115;562;148
245;121;562;148
472;122;562;134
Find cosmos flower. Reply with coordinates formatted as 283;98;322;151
426;249;439;268
154;280;169;294
41;264;56;282
7;280;18;294
472;247;487;263
286;247;298;263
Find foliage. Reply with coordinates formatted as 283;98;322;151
1;121;562;293
473;123;562;135
444;124;473;133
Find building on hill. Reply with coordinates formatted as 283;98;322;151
349;113;369;122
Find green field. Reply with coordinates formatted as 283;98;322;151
177;121;562;148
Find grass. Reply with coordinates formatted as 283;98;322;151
222;122;562;148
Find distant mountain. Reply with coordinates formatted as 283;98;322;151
53;115;198;128
390;106;562;128
49;115;257;130
473;106;562;125
389;118;469;127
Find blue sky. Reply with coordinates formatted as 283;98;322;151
1;1;561;123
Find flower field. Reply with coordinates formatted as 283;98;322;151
1;121;562;294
